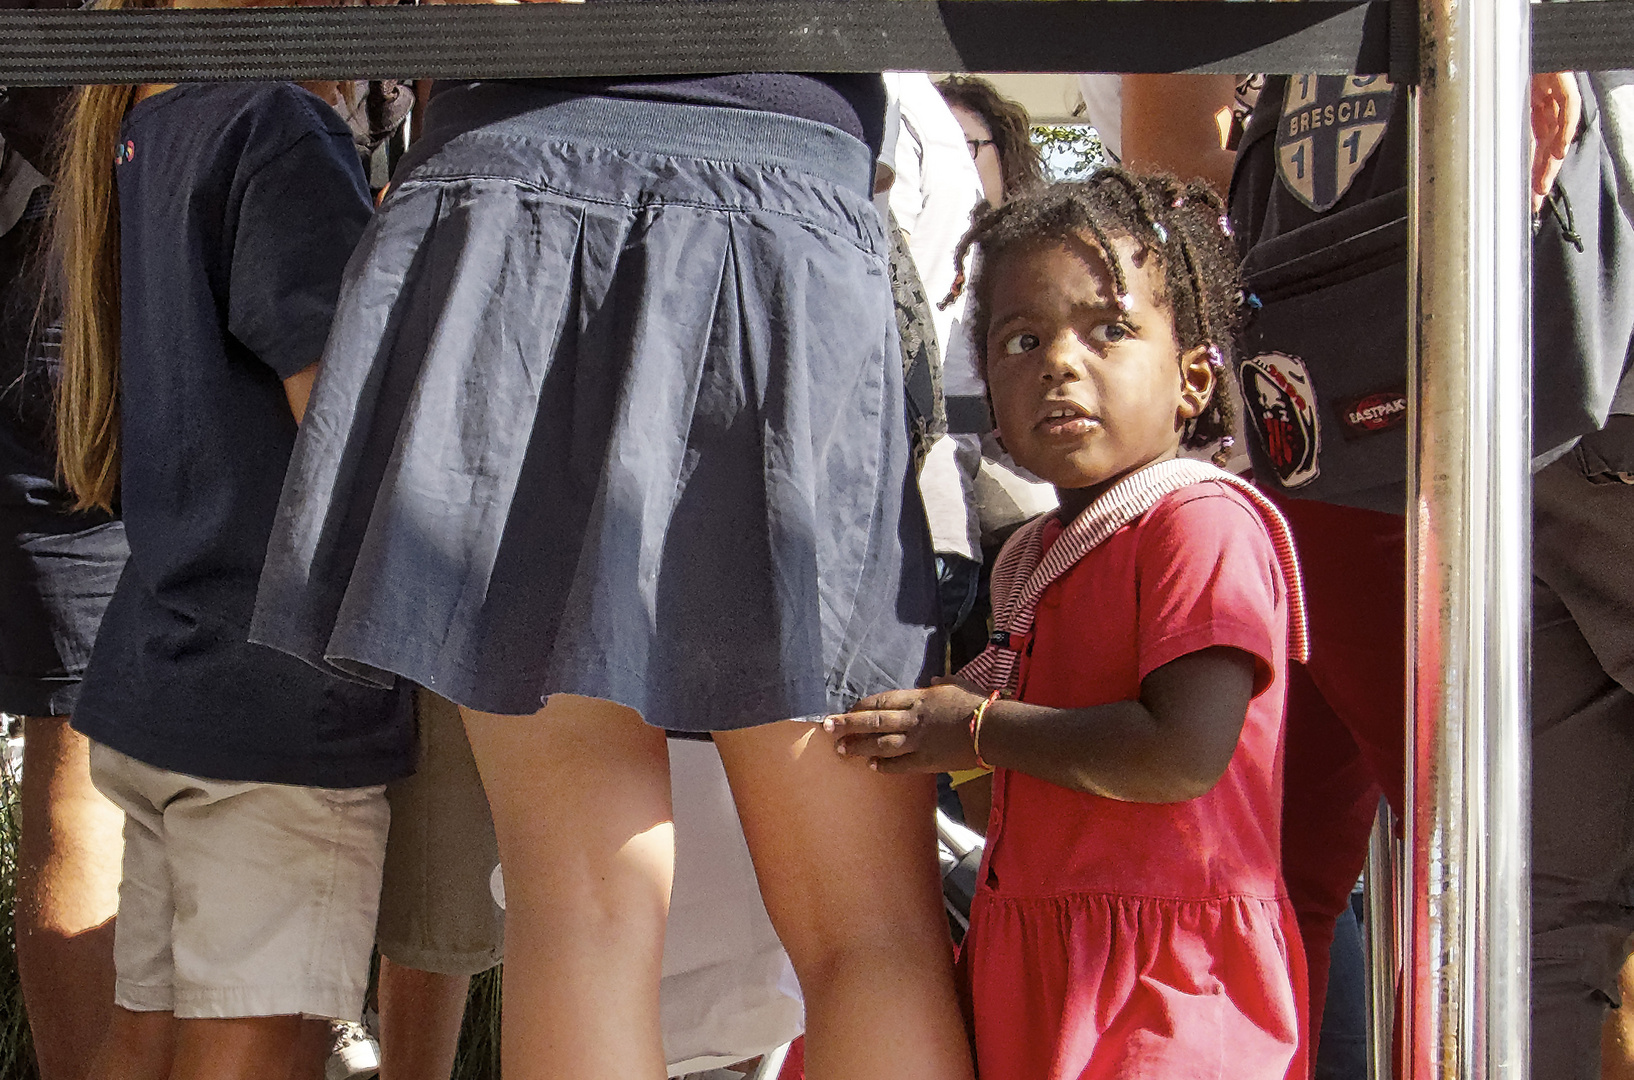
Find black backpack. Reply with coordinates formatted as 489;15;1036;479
1228;73;1634;512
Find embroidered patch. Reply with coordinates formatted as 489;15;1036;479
1276;75;1392;212
1334;387;1408;440
1239;352;1321;488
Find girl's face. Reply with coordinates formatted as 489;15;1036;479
983;231;1215;513
949;103;1006;208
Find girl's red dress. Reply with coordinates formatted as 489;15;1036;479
960;480;1309;1080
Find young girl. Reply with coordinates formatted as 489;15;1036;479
829;171;1310;1080
50;8;413;1074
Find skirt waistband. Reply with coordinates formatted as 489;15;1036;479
409;82;877;198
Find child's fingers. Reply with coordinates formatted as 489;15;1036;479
848;689;923;713
824;709;917;735
835;732;914;758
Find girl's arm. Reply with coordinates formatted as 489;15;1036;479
982;646;1255;802
827;645;1256;804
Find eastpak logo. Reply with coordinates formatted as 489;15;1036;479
1335;388;1407;440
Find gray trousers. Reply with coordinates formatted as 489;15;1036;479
1532;422;1634;1079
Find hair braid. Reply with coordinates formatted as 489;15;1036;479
1101;169;1166;251
1077;216;1129;304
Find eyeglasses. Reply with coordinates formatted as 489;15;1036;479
966;138;996;160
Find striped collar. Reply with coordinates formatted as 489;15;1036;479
959;458;1309;697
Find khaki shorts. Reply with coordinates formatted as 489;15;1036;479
89;742;389;1020
374;689;504;975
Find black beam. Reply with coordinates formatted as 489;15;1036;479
0;0;1628;88
0;0;1385;86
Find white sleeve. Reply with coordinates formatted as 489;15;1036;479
889;113;927;236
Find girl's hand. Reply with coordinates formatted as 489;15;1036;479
823;683;990;773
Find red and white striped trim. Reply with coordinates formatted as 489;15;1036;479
958;458;1309;697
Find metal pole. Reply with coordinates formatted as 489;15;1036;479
1365;801;1401;1080
1404;0;1532;1074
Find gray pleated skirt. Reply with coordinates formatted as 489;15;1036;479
250;85;939;731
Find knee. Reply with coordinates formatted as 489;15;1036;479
496;822;674;941
1532;940;1614;1080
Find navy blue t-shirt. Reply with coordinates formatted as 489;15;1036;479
72;83;413;787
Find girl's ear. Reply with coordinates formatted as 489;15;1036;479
1177;344;1216;423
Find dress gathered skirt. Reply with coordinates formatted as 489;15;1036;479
250;84;939;731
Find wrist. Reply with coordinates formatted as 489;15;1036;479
969;690;1002;770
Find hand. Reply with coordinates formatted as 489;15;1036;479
930;673;986;696
1531;72;1581;215
824;683;991;774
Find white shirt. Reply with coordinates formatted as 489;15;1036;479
886;72;987;399
883;73;989;559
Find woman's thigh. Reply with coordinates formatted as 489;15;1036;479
459;695;675;1077
710;721;946;958
459;694;673;906
712;721;972;1080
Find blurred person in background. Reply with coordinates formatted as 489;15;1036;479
934;75;1047;210
0;3;129;1075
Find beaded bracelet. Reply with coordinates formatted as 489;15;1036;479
969;690;1001;770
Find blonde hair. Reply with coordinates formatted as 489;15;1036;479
51;0;162;511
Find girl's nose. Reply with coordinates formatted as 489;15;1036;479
1039;340;1087;383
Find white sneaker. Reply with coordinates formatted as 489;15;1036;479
326;1019;381;1080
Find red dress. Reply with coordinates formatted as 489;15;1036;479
960;480;1309;1080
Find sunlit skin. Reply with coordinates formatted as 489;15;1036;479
827;231;1257;805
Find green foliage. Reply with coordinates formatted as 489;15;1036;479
1031;124;1108;182
1;729;41;1080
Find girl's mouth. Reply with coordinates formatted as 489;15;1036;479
1037;404;1098;437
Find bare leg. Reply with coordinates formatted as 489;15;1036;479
169;1015;320;1080
713;722;974;1080
286;1018;333;1080
84;1007;175;1080
377;957;471;1080
954;774;993;836
16;715;124;1080
85;1008;328;1080
461;695;673;1080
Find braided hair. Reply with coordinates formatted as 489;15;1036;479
948;168;1243;460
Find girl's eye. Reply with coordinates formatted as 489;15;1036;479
1003;332;1040;356
1088;322;1132;345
